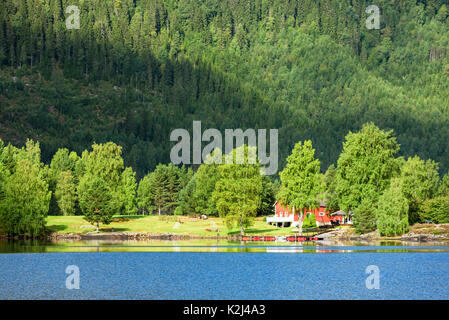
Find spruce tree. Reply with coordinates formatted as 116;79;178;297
78;174;116;232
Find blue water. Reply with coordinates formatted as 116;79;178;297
1;251;448;299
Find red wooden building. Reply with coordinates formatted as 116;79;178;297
266;200;352;228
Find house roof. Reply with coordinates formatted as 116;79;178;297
331;210;351;216
274;198;327;208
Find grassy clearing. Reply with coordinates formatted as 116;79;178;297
45;215;299;236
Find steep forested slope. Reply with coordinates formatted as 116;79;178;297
0;0;448;178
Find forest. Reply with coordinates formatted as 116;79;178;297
0;0;448;179
0;1;449;236
0;123;448;236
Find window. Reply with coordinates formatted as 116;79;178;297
319;212;325;216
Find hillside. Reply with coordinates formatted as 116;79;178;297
1;0;448;177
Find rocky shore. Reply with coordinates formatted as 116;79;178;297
45;232;242;241
319;224;449;243
2;223;449;243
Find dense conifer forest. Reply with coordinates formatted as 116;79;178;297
0;0;448;178
1;1;449;236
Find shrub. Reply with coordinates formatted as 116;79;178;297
302;213;316;228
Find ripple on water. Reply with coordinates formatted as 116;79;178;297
0;252;448;299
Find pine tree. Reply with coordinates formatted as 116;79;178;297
323;164;339;212
151;165;171;215
78;174;116;232
353;196;377;234
176;175;197;216
257;175;276;216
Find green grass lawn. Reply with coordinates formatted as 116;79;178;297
45;215;300;236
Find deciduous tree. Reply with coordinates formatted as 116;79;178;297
376;179;409;236
213;145;262;236
397;156;440;224
278;140;321;234
118;167;138;215
0;160;51;236
55;170;77;216
336;123;401;232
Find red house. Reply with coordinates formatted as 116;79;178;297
266;200;351;228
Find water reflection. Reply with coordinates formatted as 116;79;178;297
1;239;449;254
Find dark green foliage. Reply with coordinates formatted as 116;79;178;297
176;175;197;216
323;164;339;212
420;197;449;223
137;163;188;215
353;198;377;234
0;0;448;177
0;0;449;236
257;176;276;216
77;175;117;232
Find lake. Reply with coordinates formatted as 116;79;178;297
0;240;448;299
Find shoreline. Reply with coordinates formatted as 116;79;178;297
0;232;240;241
1;232;448;243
